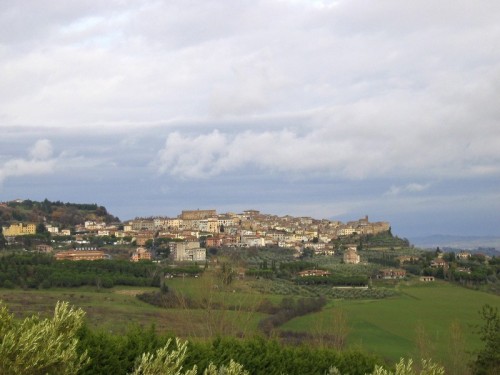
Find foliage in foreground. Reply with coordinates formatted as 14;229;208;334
367;358;444;375
0;300;89;375
132;338;249;375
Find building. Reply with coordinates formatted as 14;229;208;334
170;241;206;262
456;251;472;260
337;227;357;237
298;269;331;277
377;268;407;279
180;210;216;220
35;244;53;253
131;247;152;262
130;219;155;231
420;276;435;282
55;250;105;261
241;235;265;247
430;259;449;269
2;223;36;236
343;246;360;264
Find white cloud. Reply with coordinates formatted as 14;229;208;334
156;108;500;180
385;183;431;196
0;139;56;186
30;139;53;160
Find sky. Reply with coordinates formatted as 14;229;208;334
1;0;500;238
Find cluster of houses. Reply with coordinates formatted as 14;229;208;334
117;210;387;253
3;209;393;264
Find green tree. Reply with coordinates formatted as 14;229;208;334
0;227;6;249
0;300;89;374
217;263;235;286
36;222;48;234
364;358;444;375
471;304;500;374
131;337;248;375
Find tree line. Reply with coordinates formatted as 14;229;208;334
0;253;161;289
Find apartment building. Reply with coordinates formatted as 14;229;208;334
169;241;206;262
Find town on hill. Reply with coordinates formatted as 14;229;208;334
1;199;400;263
1;198;497;292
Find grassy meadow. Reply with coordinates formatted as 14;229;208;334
281;280;500;363
0;274;499;364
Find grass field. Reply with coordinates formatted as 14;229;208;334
1;277;498;364
281;280;500;363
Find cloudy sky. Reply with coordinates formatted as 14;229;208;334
1;0;499;238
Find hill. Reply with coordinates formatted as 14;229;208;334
410;234;500;253
0;199;119;228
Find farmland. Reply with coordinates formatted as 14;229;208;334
1;272;498;366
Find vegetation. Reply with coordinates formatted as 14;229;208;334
0;198;119;227
0;300;88;374
0;253;162;289
470;305;500;375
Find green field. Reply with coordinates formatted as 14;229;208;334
1;276;498;365
281;280;500;363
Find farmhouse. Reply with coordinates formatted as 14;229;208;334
298;269;331;277
377;268;406;279
343;246;360;264
55;250;105;261
420;276;435;282
430;258;449;269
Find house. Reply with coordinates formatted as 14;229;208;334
131;247;152;262
343;246;360;264
241;235;265;247
420;276;435;282
430;258;449;269
298;269;331;277
377;268;406;279
55;250;105;261
35;244;53;253
456;251;471;260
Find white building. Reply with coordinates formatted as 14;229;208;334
170;241;206;262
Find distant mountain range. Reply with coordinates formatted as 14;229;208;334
409;234;500;254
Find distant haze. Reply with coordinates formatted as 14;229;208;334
1;1;499;239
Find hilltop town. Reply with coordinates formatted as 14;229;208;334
1;199;390;262
2;198;496;293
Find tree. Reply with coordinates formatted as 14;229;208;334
132;337;249;375
0;227;6;249
131;338;197;375
471;304;500;374
217;263;235;286
0;300;89;374
365;358;444;375
36;222;48;235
